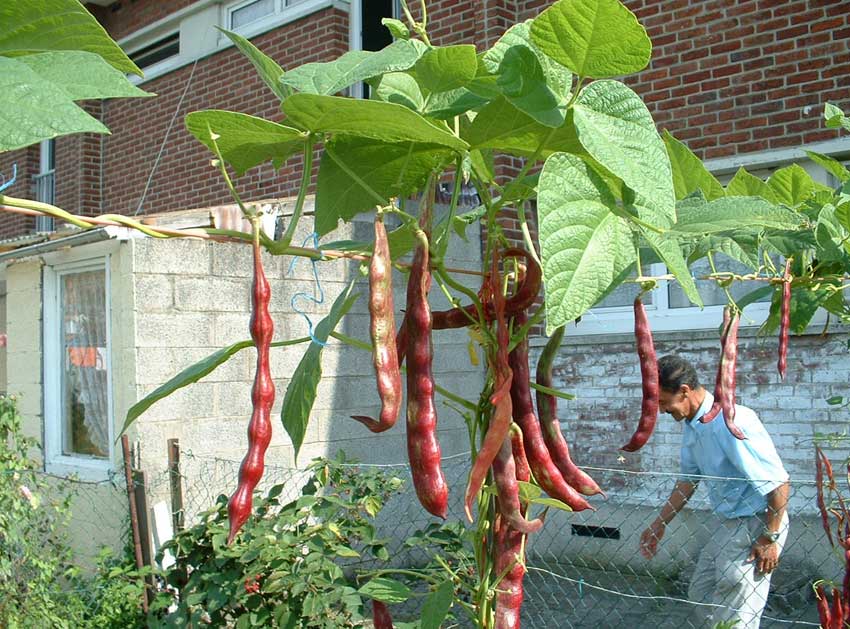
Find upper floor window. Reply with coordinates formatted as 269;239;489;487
33;140;55;233
43;255;113;479
128;31;180;70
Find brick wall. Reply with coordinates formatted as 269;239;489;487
87;0;199;41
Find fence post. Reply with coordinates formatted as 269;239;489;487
167;438;184;533
121;434;149;614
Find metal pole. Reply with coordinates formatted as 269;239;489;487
121;434;149;614
167;438;184;533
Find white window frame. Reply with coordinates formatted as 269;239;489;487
43;248;114;480
568;151;847;337
226;0;280;32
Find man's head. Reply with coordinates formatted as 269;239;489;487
657;354;704;422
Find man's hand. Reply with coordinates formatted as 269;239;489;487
639;521;665;559
747;536;780;574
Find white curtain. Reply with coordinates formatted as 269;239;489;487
62;269;109;457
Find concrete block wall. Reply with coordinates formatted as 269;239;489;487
129;199;485;487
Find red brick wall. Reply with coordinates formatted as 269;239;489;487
0;147;38;239
87;0;199;41
99;8;348;216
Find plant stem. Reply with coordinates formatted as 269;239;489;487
280;135;315;247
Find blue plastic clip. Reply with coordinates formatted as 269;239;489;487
288;232;326;346
0;163;18;193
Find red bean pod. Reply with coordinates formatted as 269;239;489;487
492;435;543;534
510;424;531;484
702;307;732;424
351;214;402;433
406;184;448;519
465;251;515;520
622;297;660;451
830;586;845;629
509;314;591;512
432;248;541;330
778;259;792;380
372;601;393;629
816;447;836;548
816;585;833;629
719;308;746;441
227;226;275;544
535;326;603;496
493;516;525;629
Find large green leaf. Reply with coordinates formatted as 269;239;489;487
370;71;426;111
18;51;152;101
185;110;306;175
0;56;108;152
281;283;359;461
283;94;468;151
314;137;451;235
0;0;141;76
120;336;312;437
662;130;724;201
218;28;291;102
641;229;702;307
538;152;635;332
805;150;850;184
825;102;850;133
463;97;583;157
357;578;412;604
420;580;454;629
761;229;816;257
530;0;651;79
672;196;803;233
423;87;489;120
414;44;477;93
573;80;675;228
684;233;760;270
483;21;570;127
280;39;427;95
724;167;778;202
767;163;815;207
815;204;850;261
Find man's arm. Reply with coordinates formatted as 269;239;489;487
748;481;790;574
639;480;697;559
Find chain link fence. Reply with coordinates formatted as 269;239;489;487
166;449;831;628
6;449;835;627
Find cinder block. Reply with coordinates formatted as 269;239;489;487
175;276;250;312
134;274;174;311
132;239;211;275
136;312;216;348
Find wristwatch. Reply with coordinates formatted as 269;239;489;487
761;528;781;543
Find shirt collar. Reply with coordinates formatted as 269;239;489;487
689;390;713;423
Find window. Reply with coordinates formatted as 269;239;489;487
43;256;113;478
229;0;275;30
128;32;180;70
33;140;55;233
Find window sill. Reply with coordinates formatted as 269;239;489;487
46;456;115;483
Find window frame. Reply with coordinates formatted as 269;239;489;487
42;251;114;480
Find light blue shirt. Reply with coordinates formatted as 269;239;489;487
680;391;789;519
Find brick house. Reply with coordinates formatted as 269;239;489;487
0;0;848;583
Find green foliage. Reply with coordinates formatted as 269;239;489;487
0;0;151;152
150;454;434;628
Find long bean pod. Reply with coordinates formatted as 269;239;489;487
622;297;660;452
778;259;792;380
702;307;731;424
492;435;543;534
719;308;746;440
227;223;275;543
493;516;526;629
535;326;603;496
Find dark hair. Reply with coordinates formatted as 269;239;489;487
657;354;701;393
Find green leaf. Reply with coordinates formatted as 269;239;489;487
423;87;489;120
420;580;454;629
827;396;844;406
529;496;574;512
736;285;774;310
763;285;830;334
382;18;410;40
725;167;778;202
529;381;575;400
805;150;850;184
281;283;359;461
761;229;816;257
357;577;412;603
334;546;361;558
415;45;478;93
185;110;306;175
0;0;141;76
483;21;571;127
517;480;543;501
218;28;291;102
672;196;803;233
641;229;702;308
0;56;108;151
283;94;468;151
684;233;759;270
824;102;850;132
370;72;425;111
18;51;152;101
663;130;724;201
573;80;675;229
538;152;635;332
281;39;427;95
530;0;651;78
315;137;451;235
767;164;815;207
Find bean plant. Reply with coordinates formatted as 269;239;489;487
2;0;850;626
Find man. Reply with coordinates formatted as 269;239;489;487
639;354;790;629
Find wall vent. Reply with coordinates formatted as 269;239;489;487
571;525;621;540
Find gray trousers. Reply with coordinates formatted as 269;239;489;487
687;511;789;629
